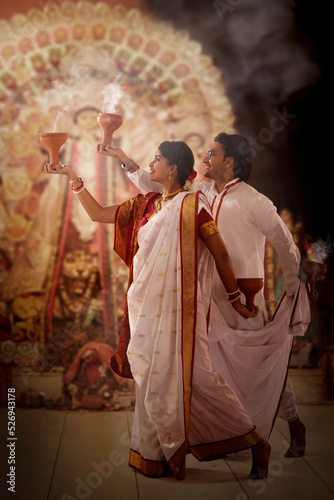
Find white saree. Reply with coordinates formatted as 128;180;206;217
122;191;261;480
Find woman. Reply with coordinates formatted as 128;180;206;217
44;140;270;480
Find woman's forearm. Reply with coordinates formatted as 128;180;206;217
204;231;259;318
204;232;238;293
44;163;119;223
96;144;139;174
67;172;119;223
73;185;119;223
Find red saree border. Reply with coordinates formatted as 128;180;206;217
111;192;158;379
190;426;261;461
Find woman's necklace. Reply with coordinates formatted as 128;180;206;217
157;188;184;211
150;188;184;220
161;188;184;201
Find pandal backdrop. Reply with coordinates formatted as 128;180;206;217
0;1;273;410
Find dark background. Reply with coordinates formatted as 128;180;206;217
147;0;330;240
146;0;333;344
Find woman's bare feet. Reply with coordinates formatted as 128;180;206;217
249;439;271;479
285;416;306;457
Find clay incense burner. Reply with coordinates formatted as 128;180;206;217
39;132;68;163
237;278;264;309
302;260;327;298
97;113;123;146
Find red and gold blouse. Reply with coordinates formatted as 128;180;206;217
137;193;218;240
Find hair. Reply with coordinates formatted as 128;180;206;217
158;141;194;186
214;132;253;181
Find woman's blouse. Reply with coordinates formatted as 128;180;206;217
137;193;218;240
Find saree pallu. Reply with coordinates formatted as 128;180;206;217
114;191;261;480
111;192;157;379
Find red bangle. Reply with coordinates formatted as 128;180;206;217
71;181;84;191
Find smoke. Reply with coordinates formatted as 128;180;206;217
310;239;332;264
49;46;120;127
146;0;320;126
145;0;330;240
102;82;124;114
53;107;69;133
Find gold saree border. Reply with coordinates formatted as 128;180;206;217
110;351;133;379
180;192;198;428
199;220;219;240
129;449;172;478
190;426;262;461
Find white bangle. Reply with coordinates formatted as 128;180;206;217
227;288;240;296
73;185;86;194
229;293;241;303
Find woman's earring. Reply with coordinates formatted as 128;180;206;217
168;171;172;181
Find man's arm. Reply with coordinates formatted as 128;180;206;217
251;196;300;295
128;167;162;194
128;167;214;198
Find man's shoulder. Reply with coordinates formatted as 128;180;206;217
193;180;215;192
234;183;276;219
238;182;270;203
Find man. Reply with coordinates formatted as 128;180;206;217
110;133;310;457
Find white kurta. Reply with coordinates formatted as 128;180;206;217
128;168;305;435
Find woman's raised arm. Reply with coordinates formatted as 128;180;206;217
44;162;119;224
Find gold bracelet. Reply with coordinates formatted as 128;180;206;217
69;177;83;184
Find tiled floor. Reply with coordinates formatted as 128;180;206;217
1;371;334;500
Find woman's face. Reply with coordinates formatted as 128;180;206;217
149;149;172;183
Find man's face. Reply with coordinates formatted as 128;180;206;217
203;142;229;180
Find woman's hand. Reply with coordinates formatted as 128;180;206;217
96;144;129;164
232;299;259;319
43;162;77;180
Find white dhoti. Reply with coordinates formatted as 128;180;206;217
208;281;312;441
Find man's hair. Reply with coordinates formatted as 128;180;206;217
214;132;253;181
